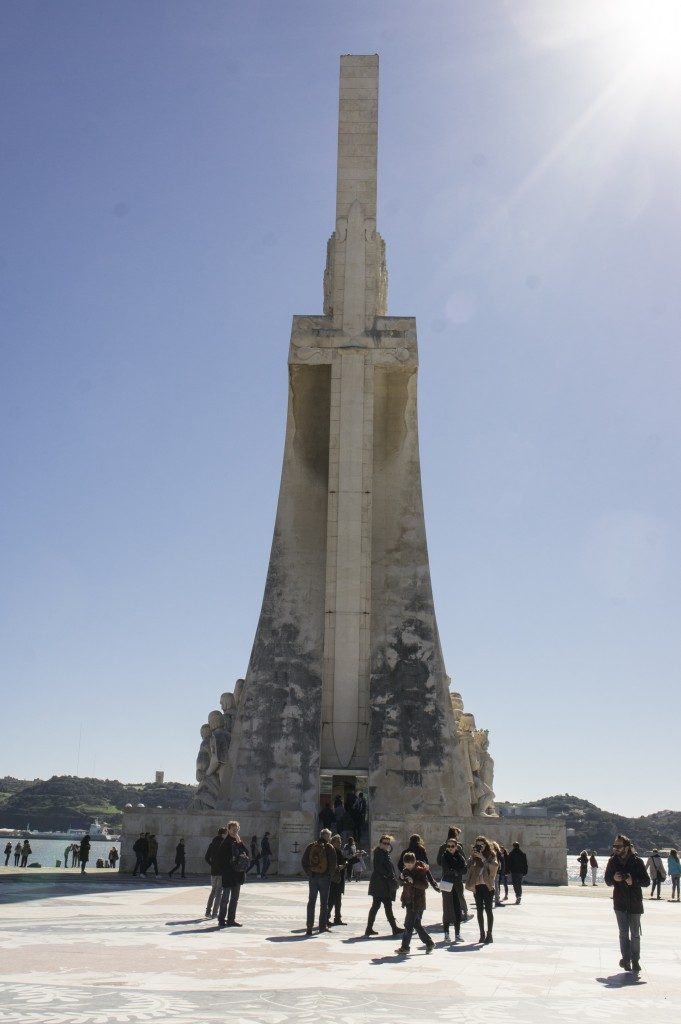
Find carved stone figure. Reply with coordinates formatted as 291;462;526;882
190;711;232;810
473;728;495;815
194;724;211;784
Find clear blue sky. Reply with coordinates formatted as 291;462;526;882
1;2;679;816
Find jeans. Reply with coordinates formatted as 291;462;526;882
218;883;241;924
651;877;662;898
306;874;331;930
474;884;494;938
260;855;271;878
206;875;223;916
366;896;399;933
441;889;462;932
672;876;680;899
615;909;641;962
511;872;523;901
402;906;432;950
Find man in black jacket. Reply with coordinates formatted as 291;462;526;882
215;821;249;928
605;833;650;973
301;829;337;935
204;827;226;918
132;834;148;876
506;842;528;904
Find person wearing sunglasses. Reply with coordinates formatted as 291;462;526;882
438;837;467;942
604;833;650;974
364;835;403;938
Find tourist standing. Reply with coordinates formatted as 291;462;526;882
260;832;272;879
216;821;249;928
353;791;367;843
302;828;337;935
108;847;119;869
327;834;348;926
577;850;588;886
204;827;226;918
248;834;260;877
645;849;666;899
437;826;469;921
20;840;31;867
63;845;71;868
4;841;12;866
132;833;148;876
506;842;528;904
146;834;159;876
667;849;680;902
168;839;186;878
498;846;509;901
13;843;21;866
465;836;498;944
394;852;439;955
319;802;335;831
79;834;91;874
589;851;599;886
398;834;429;871
71;843;80;867
604;833;650;973
438;835;467;943
365;834;402;938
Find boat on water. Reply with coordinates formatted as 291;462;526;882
14;818;121;842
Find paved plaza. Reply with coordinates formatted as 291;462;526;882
0;870;679;1023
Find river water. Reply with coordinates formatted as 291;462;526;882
2;837;120;867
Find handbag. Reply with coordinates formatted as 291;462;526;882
439;879;454;892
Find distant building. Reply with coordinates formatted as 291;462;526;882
155;771;164;784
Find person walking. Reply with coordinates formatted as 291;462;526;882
247;835;260;878
4;842;12;866
168;839;186;878
398;834;428;871
667;849;680;902
506;842;528;904
13;843;21;867
20;840;32;868
260;832;272;879
204;827;226;918
215;821;249;928
577;850;588;886
301;828;336;935
605;833;650;973
438;834;467;943
465;836;498;944
498;846;509;902
327;834;348;927
132;833;148;876
108;847;119;869
365;834;402;938
394;852;439;955
79;834;91;874
645;849;666;899
589;851;599;886
145;834;159;876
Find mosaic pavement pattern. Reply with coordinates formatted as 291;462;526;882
0;873;679;1023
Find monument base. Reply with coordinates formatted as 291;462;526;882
121;808;566;884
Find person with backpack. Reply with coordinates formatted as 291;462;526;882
327;834;348;927
301;828;337;936
204;827;226;918
215;821;250;928
394;852;439;955
645;849;666;899
605;833;650;973
365;834;402;938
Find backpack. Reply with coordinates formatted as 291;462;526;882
307;842;329;875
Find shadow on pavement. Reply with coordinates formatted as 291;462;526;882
596;973;646;988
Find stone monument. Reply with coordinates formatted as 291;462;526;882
120;55;566;884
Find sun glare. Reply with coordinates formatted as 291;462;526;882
618;0;681;80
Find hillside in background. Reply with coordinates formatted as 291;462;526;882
0;776;196;830
498;795;681;854
1;777;679;850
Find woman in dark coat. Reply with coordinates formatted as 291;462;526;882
438;837;468;942
577;850;588;886
365;834;402;937
398;834;429;871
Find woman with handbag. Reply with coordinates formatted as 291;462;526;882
364;834;403;937
465;836;498;944
439;836;467;943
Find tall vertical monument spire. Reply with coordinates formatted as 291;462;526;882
215;55;489;822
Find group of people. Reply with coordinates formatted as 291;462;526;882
4;840;33;867
2;835;94;872
301;826;529;953
318;790;367;843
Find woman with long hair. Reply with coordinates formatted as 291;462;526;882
577;850;588;886
438;834;467;943
365;835;402;938
398;833;428;871
667;849;680;902
465;835;498;944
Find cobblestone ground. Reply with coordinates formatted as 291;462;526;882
0;871;679;1023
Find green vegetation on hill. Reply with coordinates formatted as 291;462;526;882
498;795;681;854
0;776;196;830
